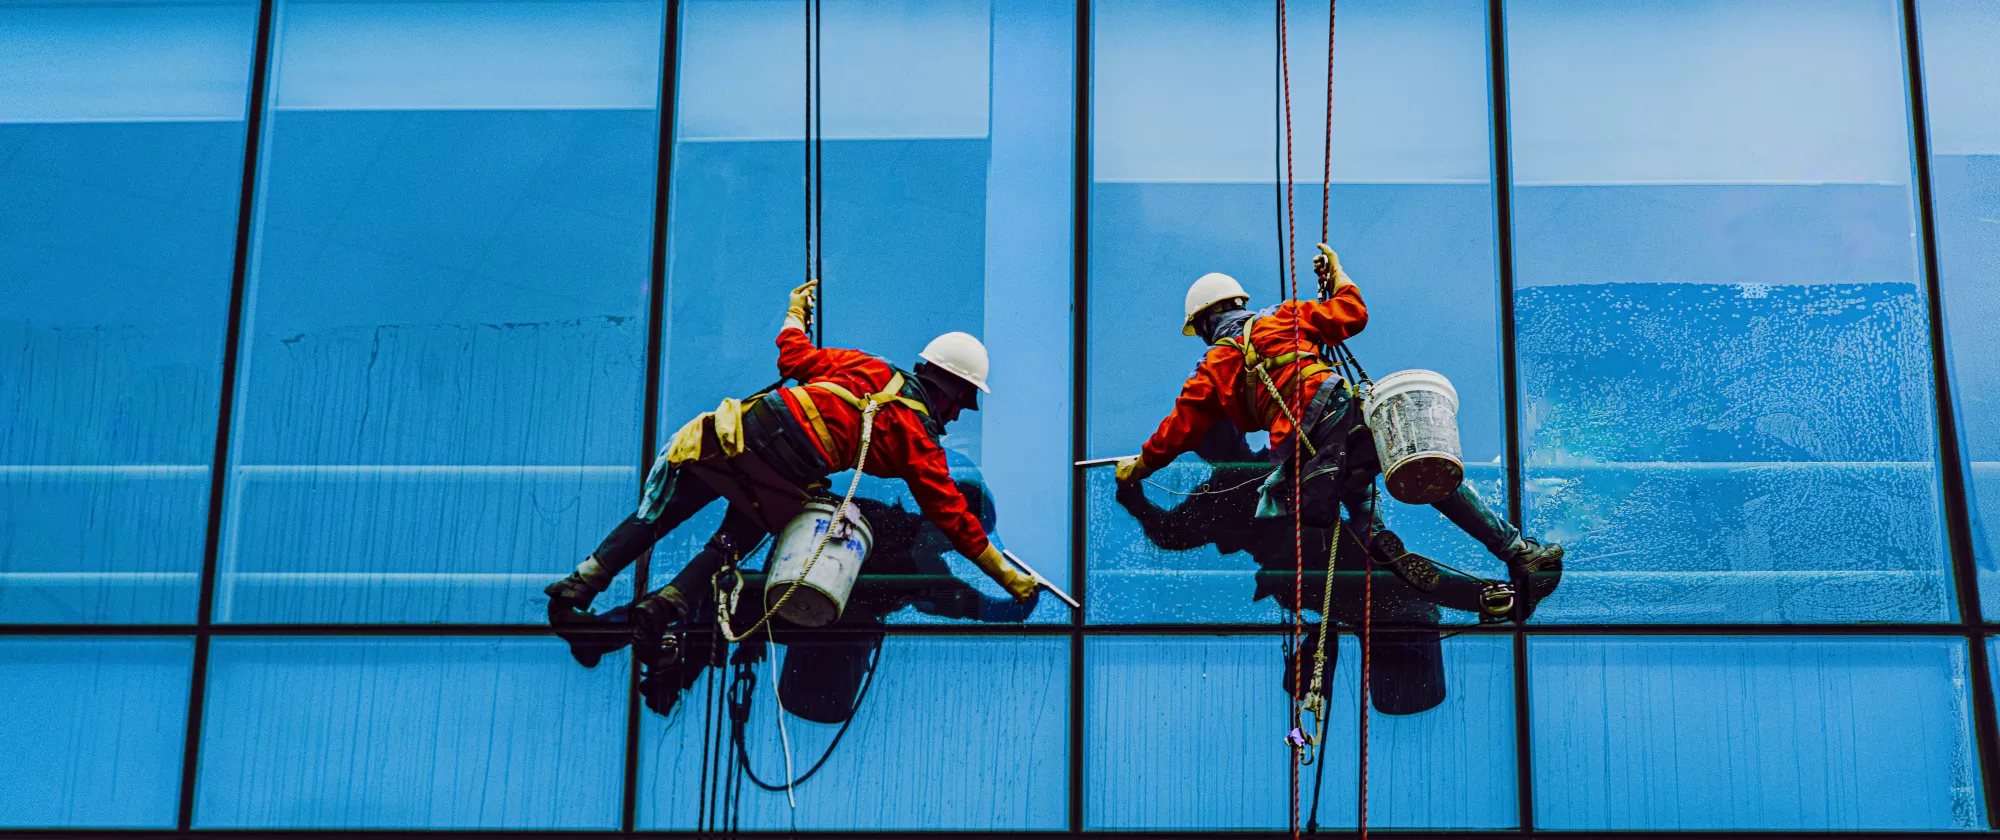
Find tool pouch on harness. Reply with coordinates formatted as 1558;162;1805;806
1245;353;1367;528
1290;383;1378;529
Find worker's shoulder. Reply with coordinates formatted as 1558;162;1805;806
821;344;891;370
1201;341;1239;358
1193;343;1240;373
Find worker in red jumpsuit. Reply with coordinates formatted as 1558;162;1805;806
1113;245;1562;620
546;278;1037;664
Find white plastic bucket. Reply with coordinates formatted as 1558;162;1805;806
1362;369;1464;505
764;499;874;627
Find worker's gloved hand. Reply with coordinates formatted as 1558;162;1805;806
998;566;1038;601
785;278;819;330
973;544;1039;601
1113;455;1154;485
1312;244;1355;292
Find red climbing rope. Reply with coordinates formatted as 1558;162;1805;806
1281;0;1361;837
1315;2;1365;835
1274;0;1308;835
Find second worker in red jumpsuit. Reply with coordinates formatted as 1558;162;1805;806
1113;245;1563;621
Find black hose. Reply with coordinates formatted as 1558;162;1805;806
731;636;885;792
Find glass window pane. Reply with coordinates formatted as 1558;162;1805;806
216;0;664;623
194;637;627;828
1086;633;1514;829
1917;0;2000;614
1087;0;1506;624
1506;0;1952;623
1531;636;1982;830
656;0;1074;623
0;637;193;828
1365;633;1515;828
0;0;257;623
638;635;1067;830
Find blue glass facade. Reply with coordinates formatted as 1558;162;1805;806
5;0;1999;833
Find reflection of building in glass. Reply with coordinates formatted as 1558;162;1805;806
4;0;2000;834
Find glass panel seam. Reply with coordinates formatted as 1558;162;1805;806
1069;0;1091;833
1487;0;1532;832
179;0;277;830
1903;0;2000;826
624;0;683;832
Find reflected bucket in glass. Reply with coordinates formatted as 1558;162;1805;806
1362;369;1465;505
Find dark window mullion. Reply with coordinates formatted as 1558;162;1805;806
1069;0;1092;833
623;0;685;832
1483;0;1532;833
1899;0;2000;827
4;620;1986;639
178;0;278;830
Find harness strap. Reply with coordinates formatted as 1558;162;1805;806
787;371;927;470
1217;317;1336;439
789;386;839;465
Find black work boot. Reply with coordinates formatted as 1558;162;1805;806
545;572;600;620
632;585;691;669
546;572;624;668
556;605;636;670
1502;538;1564;622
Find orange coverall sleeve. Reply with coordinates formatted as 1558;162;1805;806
1138;351;1231;471
1295;284;1369;344
884;418;992;559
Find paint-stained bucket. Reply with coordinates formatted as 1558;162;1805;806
1362;369;1464;505
764;499;873;627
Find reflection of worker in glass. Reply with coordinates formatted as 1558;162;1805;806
1117;421;1452;713
544;278;1036;668
1111;245;1562;620
566;474;1032;718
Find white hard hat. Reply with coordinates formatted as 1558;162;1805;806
919;331;990;393
1183;272;1250;336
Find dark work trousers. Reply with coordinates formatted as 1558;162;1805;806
591;479;769;607
590;391;831;606
1338;480;1520;558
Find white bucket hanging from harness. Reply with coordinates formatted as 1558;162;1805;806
1362;369;1464;505
764;498;874;627
716;371;924;642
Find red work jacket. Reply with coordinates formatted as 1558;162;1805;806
773;326;990;559
1139;288;1369;470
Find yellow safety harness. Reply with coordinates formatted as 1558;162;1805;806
785;371;929;470
1214;316;1335;457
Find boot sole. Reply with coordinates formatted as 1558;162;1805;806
1371;531;1443;593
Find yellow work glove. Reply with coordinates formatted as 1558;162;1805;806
1114;455;1154;484
785;278;818;331
1313;244;1356;293
973;544;1038;601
